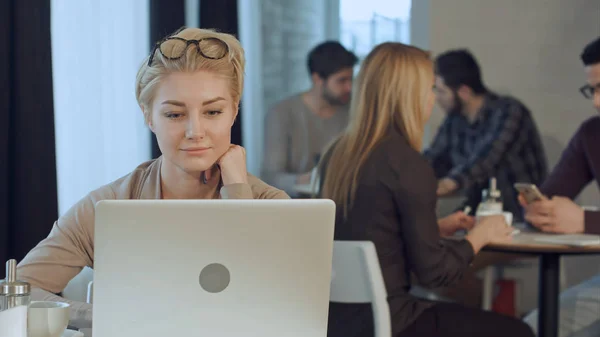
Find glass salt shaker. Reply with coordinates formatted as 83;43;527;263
476;177;503;215
0;259;31;311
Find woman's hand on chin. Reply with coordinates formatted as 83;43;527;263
216;145;248;186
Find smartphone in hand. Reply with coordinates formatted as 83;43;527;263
514;183;545;204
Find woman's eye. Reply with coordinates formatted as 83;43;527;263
165;112;183;119
207;110;223;116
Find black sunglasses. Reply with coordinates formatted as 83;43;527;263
579;84;595;99
147;36;229;66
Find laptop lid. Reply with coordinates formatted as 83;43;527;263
92;199;336;337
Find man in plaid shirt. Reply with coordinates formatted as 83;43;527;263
425;49;547;221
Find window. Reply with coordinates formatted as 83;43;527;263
340;0;412;63
51;1;151;214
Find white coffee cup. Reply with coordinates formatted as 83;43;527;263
476;211;513;226
28;301;70;337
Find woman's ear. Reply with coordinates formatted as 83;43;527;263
141;105;155;132
231;104;239;127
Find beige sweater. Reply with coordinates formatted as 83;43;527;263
17;157;288;327
262;94;349;196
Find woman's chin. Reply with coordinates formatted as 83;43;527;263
178;157;216;175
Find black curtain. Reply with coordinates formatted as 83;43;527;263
0;0;58;278
200;0;242;146
149;0;186;159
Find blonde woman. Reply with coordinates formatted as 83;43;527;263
17;27;288;329
319;43;533;337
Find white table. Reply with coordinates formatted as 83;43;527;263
293;184;317;197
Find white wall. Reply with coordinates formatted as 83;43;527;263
260;0;328;115
412;0;600;314
239;0;338;175
425;0;600;207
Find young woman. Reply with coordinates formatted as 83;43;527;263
319;42;533;337
17;27;288;328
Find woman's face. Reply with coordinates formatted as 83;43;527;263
423;80;437;123
147;70;237;175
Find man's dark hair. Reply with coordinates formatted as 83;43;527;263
581;36;600;66
307;41;358;79
435;49;487;94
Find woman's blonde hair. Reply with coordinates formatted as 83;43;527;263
135;27;245;122
321;42;433;218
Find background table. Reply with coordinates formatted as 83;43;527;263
293;184;317;198
484;225;600;337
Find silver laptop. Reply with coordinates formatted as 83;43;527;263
92;199;336;337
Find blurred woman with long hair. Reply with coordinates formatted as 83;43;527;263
320;42;533;337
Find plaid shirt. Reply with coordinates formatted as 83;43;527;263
424;94;548;219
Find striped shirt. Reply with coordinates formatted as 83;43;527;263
424;93;548;220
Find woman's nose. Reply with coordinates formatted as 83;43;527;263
185;114;206;139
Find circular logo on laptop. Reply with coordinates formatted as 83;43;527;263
199;263;230;293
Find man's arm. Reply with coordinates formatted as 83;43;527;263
584;211;600;235
447;100;525;189
540;121;594;199
540;119;599;234
523;196;600;235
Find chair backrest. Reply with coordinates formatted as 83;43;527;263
330;241;391;337
87;281;94;304
62;266;94;303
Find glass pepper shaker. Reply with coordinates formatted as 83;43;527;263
0;259;31;311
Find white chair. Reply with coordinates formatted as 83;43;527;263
62;267;94;304
87;281;94;304
330;241;391;337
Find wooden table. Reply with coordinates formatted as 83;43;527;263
293;184;317;198
483;224;600;337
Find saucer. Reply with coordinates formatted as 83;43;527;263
62;329;85;337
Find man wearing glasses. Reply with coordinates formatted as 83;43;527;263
523;36;600;236
522;36;600;336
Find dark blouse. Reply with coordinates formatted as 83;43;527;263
320;127;475;337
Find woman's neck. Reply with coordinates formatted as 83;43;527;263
160;160;220;199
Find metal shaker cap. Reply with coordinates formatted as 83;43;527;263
489;177;501;198
0;259;30;296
